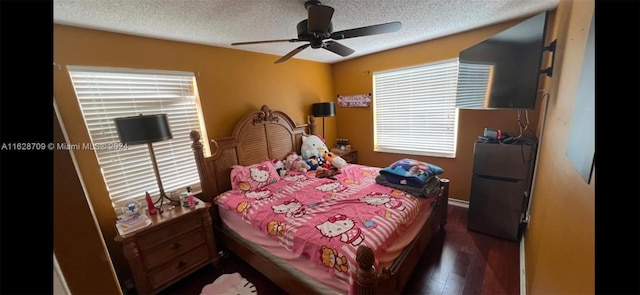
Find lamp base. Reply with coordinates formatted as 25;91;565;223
158;203;176;212
154;194;179;206
155;193;178;213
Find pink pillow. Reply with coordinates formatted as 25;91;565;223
230;160;280;191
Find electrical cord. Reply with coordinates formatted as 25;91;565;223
511;91;550;164
480;89;547;163
499;109;536;164
513;91;548;146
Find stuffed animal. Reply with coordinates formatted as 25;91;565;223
306;157;320;171
272;158;286;177
323;151;348;169
316;166;340;179
284;152;311;173
301;135;329;161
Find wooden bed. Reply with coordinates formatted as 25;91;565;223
190;105;449;294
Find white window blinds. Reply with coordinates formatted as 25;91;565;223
373;59;459;158
67;66;209;206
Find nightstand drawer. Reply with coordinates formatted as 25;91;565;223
138;214;202;250
148;245;211;290
143;228;206;270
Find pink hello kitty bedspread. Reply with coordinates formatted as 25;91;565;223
214;164;436;287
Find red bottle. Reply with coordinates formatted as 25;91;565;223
187;187;195;208
145;191;157;215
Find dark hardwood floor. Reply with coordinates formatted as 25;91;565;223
160;205;520;295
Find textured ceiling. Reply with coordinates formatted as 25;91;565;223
53;0;560;64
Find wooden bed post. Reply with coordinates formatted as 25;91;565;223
356;245;391;294
308;115;317;135
356;245;378;294
190;130;214;203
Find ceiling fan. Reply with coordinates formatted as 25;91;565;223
231;0;402;64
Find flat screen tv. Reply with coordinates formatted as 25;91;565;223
455;11;549;110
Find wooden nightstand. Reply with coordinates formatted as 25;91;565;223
331;148;357;164
115;199;219;294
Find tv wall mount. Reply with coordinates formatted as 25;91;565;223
539;39;557;77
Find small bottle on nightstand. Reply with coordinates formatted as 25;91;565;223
145;191;157;215
187;187;195;208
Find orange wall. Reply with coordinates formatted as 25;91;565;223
331;17;544;201
525;0;595;293
53;24;333;288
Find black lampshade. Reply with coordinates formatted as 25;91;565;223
311;102;336;117
114;114;173;145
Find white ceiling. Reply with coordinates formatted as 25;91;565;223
53;0;560;64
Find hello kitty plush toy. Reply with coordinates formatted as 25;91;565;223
284;152;311;173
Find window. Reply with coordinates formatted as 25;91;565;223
67;66;210;207
373;59;459;158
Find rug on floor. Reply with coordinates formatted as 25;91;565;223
201;272;257;295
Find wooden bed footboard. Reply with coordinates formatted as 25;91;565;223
189;105;449;294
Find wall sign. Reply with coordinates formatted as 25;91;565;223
337;94;371;108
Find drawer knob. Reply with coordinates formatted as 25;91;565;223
171;242;182;250
176;261;186;270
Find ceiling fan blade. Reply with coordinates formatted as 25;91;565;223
330;21;402;40
232;39;301;46
307;4;334;33
322;41;354;57
275;43;311;64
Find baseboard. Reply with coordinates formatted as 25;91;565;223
448;198;469;208
520;236;526;295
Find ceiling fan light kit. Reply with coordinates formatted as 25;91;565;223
231;0;402;64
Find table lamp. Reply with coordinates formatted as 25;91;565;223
311;102;335;139
114;114;173;213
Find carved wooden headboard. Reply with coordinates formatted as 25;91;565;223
190;105;316;205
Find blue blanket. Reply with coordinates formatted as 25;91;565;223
379;158;444;188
